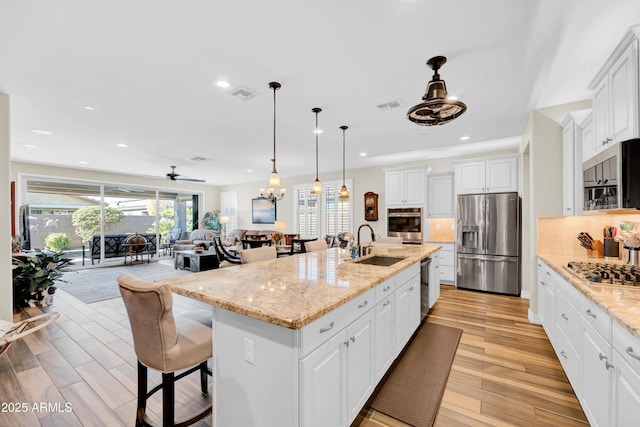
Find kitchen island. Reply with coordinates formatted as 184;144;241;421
160;244;440;427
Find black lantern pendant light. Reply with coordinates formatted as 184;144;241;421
311;107;322;194
407;56;466;126
339;125;349;199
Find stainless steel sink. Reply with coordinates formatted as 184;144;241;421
353;255;406;266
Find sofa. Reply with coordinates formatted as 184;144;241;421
83;233;158;265
172;229;218;254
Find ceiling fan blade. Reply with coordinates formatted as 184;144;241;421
165;166;205;182
176;177;206;183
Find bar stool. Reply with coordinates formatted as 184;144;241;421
118;274;212;427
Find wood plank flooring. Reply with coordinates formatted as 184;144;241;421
357;285;588;427
1;283;587;427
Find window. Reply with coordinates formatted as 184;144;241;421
293;179;352;238
220;191;238;231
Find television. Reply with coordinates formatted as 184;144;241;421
19;204;31;251
251;198;276;224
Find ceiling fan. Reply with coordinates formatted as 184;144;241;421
165;166;205;183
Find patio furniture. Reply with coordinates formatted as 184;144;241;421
174;250;219;272
117;274;212;427
122;234;151;266
240;246;277;264
161;228;182;256
83;233;158;265
212;237;242;265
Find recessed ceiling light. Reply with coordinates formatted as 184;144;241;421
116;143;128;148
247;169;253;173
78;160;88;164
216;80;230;88
360;152;367;157
83;105;95;110
31;129;52;135
460;136;470;141
23;144;38;149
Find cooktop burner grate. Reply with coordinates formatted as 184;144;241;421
565;261;640;286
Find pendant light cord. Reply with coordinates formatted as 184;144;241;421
272;84;277;173
315;112;319;180
341;126;346;184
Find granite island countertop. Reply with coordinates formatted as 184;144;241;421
160;245;440;329
538;253;640;339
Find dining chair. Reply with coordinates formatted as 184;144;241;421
118;274;212;427
240;246;277;263
289;238;318;255
305;239;328;252
212;236;242;264
241;239;273;249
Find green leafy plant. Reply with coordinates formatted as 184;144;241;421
12;252;73;307
71;206;123;243
202;211;221;232
44;232;71;251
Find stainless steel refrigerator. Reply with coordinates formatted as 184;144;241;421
456;192;520;295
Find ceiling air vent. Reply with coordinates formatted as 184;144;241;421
189;156;208;162
376;100;403;111
229;86;257;101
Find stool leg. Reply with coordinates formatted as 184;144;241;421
200;361;208;396
136;361;148;427
162;372;175;427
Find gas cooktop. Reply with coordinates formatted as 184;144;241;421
565;261;640;286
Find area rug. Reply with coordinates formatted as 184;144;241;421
56;260;191;304
370;322;462;427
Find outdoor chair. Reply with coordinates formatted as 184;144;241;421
240;246;277;264
118;273;212;427
212;236;242;264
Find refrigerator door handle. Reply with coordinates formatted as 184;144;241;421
482;255;518;262
457;253;486;261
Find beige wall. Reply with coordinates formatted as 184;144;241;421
1;94;11;321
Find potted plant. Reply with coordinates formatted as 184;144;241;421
12;252;73;307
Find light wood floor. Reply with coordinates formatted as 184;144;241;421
357;286;589;427
2;284;588;426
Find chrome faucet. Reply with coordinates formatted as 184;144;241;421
357;224;376;257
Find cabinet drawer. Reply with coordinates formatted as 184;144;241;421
301;287;375;356
440;250;454;266
375;278;396;304
580;295;611;341
613;320;640;376
396;263;420;287
555;290;581;353
554;326;581;394
439;265;455;282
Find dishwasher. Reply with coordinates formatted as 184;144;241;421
420;256;431;320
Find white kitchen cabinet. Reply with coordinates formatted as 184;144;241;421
561;110;590;216
346;310;375;422
612;321;640;426
374;296;395;380
455;155;518;195
301;329;347;427
537;261;555;341
581;113;594;163
581;319;612;427
428;252;441;308
395;274;420;351
588;29;639;157
427;173;454;217
385;168;425;206
435;243;455;284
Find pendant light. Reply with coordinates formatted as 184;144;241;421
260;81;285;202
339;125;349;199
407;56;466;126
311;107;322;194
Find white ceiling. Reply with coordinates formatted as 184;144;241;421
1;0;639;186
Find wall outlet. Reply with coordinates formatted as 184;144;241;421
435;224;441;230
244;338;255;365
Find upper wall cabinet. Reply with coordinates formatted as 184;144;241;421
385;168;425;206
427;173;454;218
588;26;639;157
455;156;518;195
561;110;591;216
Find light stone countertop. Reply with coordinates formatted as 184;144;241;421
538;254;640;340
425;238;455;243
160;245;441;329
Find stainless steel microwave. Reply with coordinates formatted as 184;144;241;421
583;138;640;210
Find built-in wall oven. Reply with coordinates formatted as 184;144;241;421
387;207;423;244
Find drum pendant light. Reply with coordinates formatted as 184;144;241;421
311;107;322;194
339;125;349;199
407;56;467;126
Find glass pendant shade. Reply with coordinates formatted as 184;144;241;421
312;179;322;194
269;172;281;188
339;184;349;199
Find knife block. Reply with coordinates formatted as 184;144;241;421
586;240;604;258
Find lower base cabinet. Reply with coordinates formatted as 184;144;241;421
612;349;640;426
581;320;612;427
